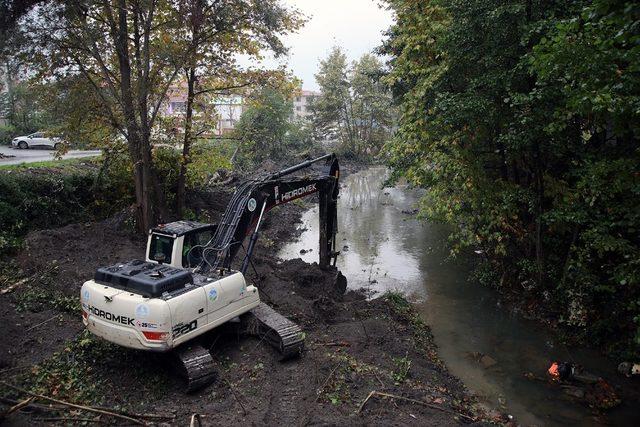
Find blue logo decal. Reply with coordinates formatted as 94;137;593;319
208;288;218;301
135;303;150;318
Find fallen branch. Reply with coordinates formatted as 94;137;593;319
0;278;28;295
35;417;106;424
315;360;344;402
224;379;247;416
1;263;58;295
0;381;146;425
0;396;66;412
357;390;475;422
0;365;30;374
0;396;174;421
1;396;34;418
312;340;351;347
26;315;61;332
92;407;175;421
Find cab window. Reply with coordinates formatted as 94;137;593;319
182;230;213;267
149;234;174;263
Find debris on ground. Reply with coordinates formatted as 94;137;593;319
546;361;621;410
401;208;419;215
618;362;640;377
466;352;498;369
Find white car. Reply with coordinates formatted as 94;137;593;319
11;132;65;149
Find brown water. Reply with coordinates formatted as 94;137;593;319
279;167;638;426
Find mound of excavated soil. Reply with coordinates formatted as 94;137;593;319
1;188;482;426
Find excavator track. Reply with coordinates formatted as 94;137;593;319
174;344;217;392
243;302;305;359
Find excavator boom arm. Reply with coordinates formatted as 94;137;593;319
197;154;339;274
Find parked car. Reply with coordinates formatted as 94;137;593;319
11;132;66;149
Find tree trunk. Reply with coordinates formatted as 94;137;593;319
112;0;165;232
176;67;196;217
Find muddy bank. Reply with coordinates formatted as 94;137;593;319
0;187;485;425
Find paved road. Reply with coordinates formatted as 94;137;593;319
0;146;101;166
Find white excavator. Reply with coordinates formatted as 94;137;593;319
80;154;340;391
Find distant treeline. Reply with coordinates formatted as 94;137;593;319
382;0;639;357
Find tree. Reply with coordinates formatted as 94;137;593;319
311;47;353;147
382;0;640;356
311;47;394;159
171;0;303;216
350;54;395;155
15;0;189;230
233;86;302;164
10;0;302;230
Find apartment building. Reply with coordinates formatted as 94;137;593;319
292;90;320;120
164;83;320;134
165;83;244;136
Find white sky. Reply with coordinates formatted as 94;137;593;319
259;0;394;91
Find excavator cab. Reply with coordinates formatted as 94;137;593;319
146;221;217;269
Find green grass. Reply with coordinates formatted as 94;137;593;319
0;156;100;171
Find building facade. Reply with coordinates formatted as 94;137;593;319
163;84;319;135
292;90;320;120
165;83;245;136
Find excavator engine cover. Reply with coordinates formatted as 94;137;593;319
94;260;193;298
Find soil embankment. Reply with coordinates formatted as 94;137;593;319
0;187;486;425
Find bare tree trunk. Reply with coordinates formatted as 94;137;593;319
176;67;196;217
111;0;165;232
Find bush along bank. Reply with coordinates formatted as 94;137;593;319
0;159;134;255
382;0;640;359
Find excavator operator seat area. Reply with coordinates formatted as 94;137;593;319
147;221;217;269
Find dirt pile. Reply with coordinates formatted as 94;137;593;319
0;188;484;426
16;213;146;297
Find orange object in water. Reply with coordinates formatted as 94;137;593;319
548;362;560;377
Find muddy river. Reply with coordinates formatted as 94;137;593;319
279;167;638;426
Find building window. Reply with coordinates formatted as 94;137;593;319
296;106;302;111
296;96;301;102
171;101;186;113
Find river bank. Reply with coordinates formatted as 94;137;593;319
280;166;640;426
0;183;487;425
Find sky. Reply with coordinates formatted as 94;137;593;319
262;0;394;91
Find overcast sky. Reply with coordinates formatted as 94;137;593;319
263;0;394;91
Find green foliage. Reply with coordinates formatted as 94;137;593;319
0;80;47;136
385;290;411;312
392;354;412;384
24;331;170;404
383;0;640;357
29;334;109;404
0;158;131;255
311;47;395;160
185;141;232;187
234;87;312;165
0;123;18;144
15;286;79;314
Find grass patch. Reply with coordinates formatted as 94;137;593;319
0;156;98;171
6;331;172;407
383;291;443;367
15;285;79;314
392;354;412;385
